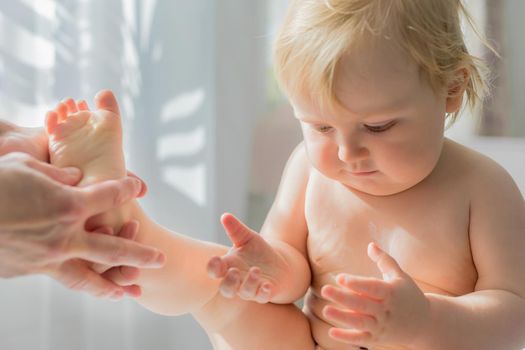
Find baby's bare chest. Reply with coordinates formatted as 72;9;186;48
305;177;477;296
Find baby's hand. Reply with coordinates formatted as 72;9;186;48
321;243;430;349
207;213;290;304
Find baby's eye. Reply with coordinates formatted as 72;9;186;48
314;125;333;133
364;121;396;133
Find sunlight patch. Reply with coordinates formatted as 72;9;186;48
161;89;205;122
162;164;206;206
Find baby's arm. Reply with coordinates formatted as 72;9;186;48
132;142;311;313
207;143;312;304
412;159;525;349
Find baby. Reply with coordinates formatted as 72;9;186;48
46;0;525;349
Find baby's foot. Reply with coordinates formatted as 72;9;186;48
46;90;126;186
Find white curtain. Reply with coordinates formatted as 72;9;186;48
0;1;267;349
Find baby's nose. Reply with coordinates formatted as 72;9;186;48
337;141;369;163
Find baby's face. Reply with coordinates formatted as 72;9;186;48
291;41;449;196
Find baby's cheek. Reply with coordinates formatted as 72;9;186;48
305;138;330;161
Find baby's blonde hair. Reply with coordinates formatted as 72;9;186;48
273;0;490;124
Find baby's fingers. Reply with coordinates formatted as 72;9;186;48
336;274;390;301
207;256;228;279
237;267;273;303
323;305;377;332
321;285;383;316
328;327;372;348
219;268;242;298
254;283;272;304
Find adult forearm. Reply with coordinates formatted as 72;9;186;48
411;290;525;350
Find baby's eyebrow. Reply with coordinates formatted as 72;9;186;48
359;95;411;118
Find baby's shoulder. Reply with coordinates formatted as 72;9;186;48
443;138;522;199
283;141;312;177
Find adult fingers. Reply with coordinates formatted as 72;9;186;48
53;260;125;300
23;156;82;186
117;220;140;240
87;222;139;273
126;170;147;198
122;284;142;298
102;265;140;286
71;232;166;268
77;176;142;217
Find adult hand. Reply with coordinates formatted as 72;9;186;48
0;152;165;299
0;120;48;161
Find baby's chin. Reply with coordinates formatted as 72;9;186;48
337;174;423;197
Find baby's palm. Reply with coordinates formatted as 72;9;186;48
207;213;289;304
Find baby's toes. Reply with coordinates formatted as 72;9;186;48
55;102;68;123
95;89;120;115
64;111;91;131
219;268;241;298
45;111;59;135
77;99;89;111
50;111;90;140
63;97;78;114
239;267;261;300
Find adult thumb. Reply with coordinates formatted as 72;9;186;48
29;160;82;186
220;213;256;248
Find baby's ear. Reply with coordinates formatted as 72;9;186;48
445;68;469;114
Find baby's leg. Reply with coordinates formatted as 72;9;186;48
195;294;316;350
124;209;316;349
45;91;317;349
